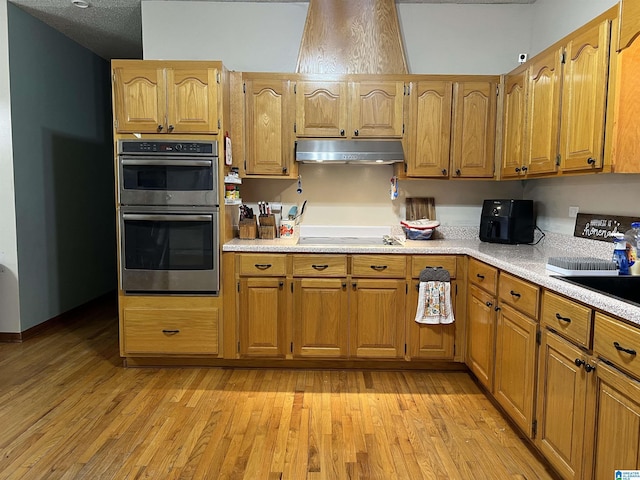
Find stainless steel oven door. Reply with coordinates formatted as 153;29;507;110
118;156;218;206
120;206;219;294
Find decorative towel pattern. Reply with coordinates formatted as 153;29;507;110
415;268;455;325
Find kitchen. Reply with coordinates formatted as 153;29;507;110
3;0;640;478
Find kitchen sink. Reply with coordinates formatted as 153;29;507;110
554;275;640;306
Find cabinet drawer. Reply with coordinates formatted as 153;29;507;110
594;312;640;379
541;291;592;346
498;272;540;319
352;255;406;278
468;258;498;294
292;255;347;277
238;254;287;276
123;308;219;355
411;255;457;279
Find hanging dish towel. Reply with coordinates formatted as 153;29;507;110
415;267;454;325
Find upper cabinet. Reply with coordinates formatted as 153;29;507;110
295;78;405;138
451;80;498;178
500;65;528;179
242;73;297;178
405;76;498;179
112;60;221;135
619;0;640;51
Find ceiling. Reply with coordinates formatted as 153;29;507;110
8;0;536;60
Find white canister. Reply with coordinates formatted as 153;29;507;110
279;219;295;238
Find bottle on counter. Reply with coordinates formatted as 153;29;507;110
625;221;640;275
612;233;631;275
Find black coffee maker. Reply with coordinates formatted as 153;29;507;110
479;199;535;244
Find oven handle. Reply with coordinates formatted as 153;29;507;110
121;159;213;167
122;214;213;222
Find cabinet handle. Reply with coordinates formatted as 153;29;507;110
584;363;596;373
370;265;388;271
441;168;447;175
312;264;329;270
587;157;596;165
510;290;521;298
485;301;493;307
521;166;528;172
162;329;180;335
555;312;572;323
157;124;164;131
254;264;272;270
354;129;359;136
574;358;585;368
613;341;637;356
476;273;485;280
168;124;174;131
340;129;345;136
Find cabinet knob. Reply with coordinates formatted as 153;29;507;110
587;157;596;165
354;129;359;136
352;282;357;289
485;301;493;307
441;168;447;175
340;129;345;136
584;363;596;373
515;167;521;173
157;124;164;131
494;306;501;312
168;124;174;131
342;282;347;288
282;167;288;174
279;281;284;288
455;169;461;176
574;358;586;368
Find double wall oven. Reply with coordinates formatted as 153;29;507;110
117;140;219;295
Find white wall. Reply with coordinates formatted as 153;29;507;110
0;0;20;333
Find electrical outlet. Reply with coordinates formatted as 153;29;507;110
569;206;579;218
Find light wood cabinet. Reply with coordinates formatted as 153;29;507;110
620;0;640;51
535;330;589;480
559;18;611;172
450;80;498;178
295;78;405;138
406;80;453;177
350;278;406;358
243;74;297;177
238;276;287;358
112;60;220;134
467;283;497;390
494;303;538;437
119;295;220;356
500;65;528;179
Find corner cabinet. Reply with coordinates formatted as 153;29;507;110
112;60;221;135
242;74;297;177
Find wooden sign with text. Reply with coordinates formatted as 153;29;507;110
574;213;640;242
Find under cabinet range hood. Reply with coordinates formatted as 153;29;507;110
295;139;405;165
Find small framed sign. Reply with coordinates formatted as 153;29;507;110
574;213;640;242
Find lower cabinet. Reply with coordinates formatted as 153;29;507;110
350;278;406;359
238;277;287;357
466;283;497;390
292;278;348;358
535;329;589;480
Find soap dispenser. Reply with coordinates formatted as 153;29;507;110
612;233;630;275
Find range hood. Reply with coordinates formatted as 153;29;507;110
295;139;404;165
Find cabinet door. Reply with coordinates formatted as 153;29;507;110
244;76;295;176
620;0;640;51
466;284;497;390
408;279;456;359
350;81;405;138
585;360;640;479
293;278;349;358
501;66;528;179
295;80;348;137
451;81;497;178
494;304;538;437
406;81;452;177
166;66;219;134
535;330;588;480
526;47;562;175
238;277;287;357
350;279;405;358
560;20;610;172
113;65;165;133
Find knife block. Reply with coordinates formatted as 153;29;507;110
258;214;276;239
239;217;257;239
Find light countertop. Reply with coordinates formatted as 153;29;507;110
223;228;640;325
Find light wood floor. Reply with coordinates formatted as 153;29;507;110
0;295;559;480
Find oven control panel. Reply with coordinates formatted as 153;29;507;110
118;140;217;156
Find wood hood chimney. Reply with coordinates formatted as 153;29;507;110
296;0;408;74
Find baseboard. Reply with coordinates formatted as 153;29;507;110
0;290;117;343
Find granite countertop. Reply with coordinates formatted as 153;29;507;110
223;227;640;325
